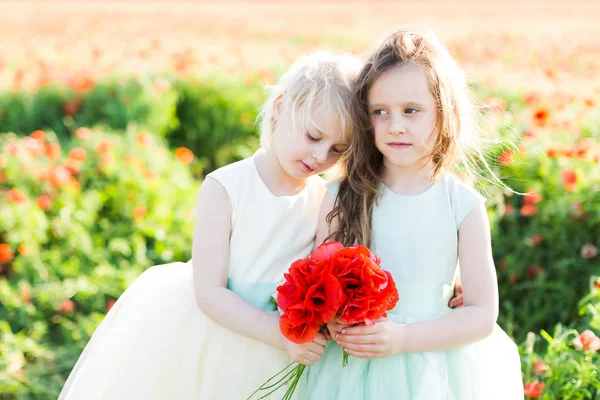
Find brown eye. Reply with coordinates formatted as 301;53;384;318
373;109;388;116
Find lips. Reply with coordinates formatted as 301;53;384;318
300;161;316;173
387;142;412;149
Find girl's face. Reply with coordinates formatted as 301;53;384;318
272;103;349;180
368;62;439;171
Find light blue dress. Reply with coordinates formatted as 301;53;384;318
298;174;524;400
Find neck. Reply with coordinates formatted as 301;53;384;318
381;159;437;195
255;148;306;196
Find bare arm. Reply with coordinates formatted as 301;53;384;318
315;191;338;246
192;177;327;364
192;177;284;349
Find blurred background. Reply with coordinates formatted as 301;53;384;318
1;1;599;398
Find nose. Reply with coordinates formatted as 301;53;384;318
312;143;330;163
389;115;406;135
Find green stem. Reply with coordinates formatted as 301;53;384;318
246;362;297;399
282;364;306;400
260;364;305;400
257;366;298;392
342;349;350;367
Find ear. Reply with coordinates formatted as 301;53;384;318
273;94;284;121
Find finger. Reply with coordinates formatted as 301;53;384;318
337;333;377;345
313;332;328;345
341;325;377;336
327;326;339;336
343;348;380;359
305;342;326;355
300;349;321;363
449;294;464;308
338;341;380;353
298;357;315;366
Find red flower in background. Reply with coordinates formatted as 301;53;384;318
573;330;600;352
64;98;82;117
520;204;538;217
17;244;28;256
49;165;71;188
76;127;92;140
133;206;147;220
37;194;52;211
524;189;542;205
106;299;116;312
532;107;549;128
561;169;578;192
45;143;61;161
533;360;549;374
8;188;28;204
136;131;151;147
524;380;545;398
497;149;514;166
60;299;76;314
30;130;45;143
175;147;194;164
23;137;45;158
68;147;87;162
97;140;115;154
0;244;14;264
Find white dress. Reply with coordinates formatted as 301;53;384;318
59;151;326;399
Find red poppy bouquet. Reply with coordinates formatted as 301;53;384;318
248;241;399;400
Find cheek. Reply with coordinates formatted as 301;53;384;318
422;124;439;147
275;132;306;160
373;125;388;146
323;154;342;169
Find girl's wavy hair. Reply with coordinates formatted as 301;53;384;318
328;28;504;247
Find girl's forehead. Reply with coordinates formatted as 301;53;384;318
305;108;348;137
369;63;432;104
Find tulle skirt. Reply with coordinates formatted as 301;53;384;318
298;311;524;400
59;262;290;400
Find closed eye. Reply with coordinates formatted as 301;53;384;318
305;132;319;142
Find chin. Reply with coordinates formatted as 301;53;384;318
385;156;420;169
284;163;310;180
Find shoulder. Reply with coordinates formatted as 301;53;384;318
442;174;486;229
205;156;255;206
206;156;254;185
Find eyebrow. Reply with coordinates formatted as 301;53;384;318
311;127;327;139
369;101;426;108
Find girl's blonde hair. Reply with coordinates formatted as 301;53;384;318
329;28;490;248
257;51;362;150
